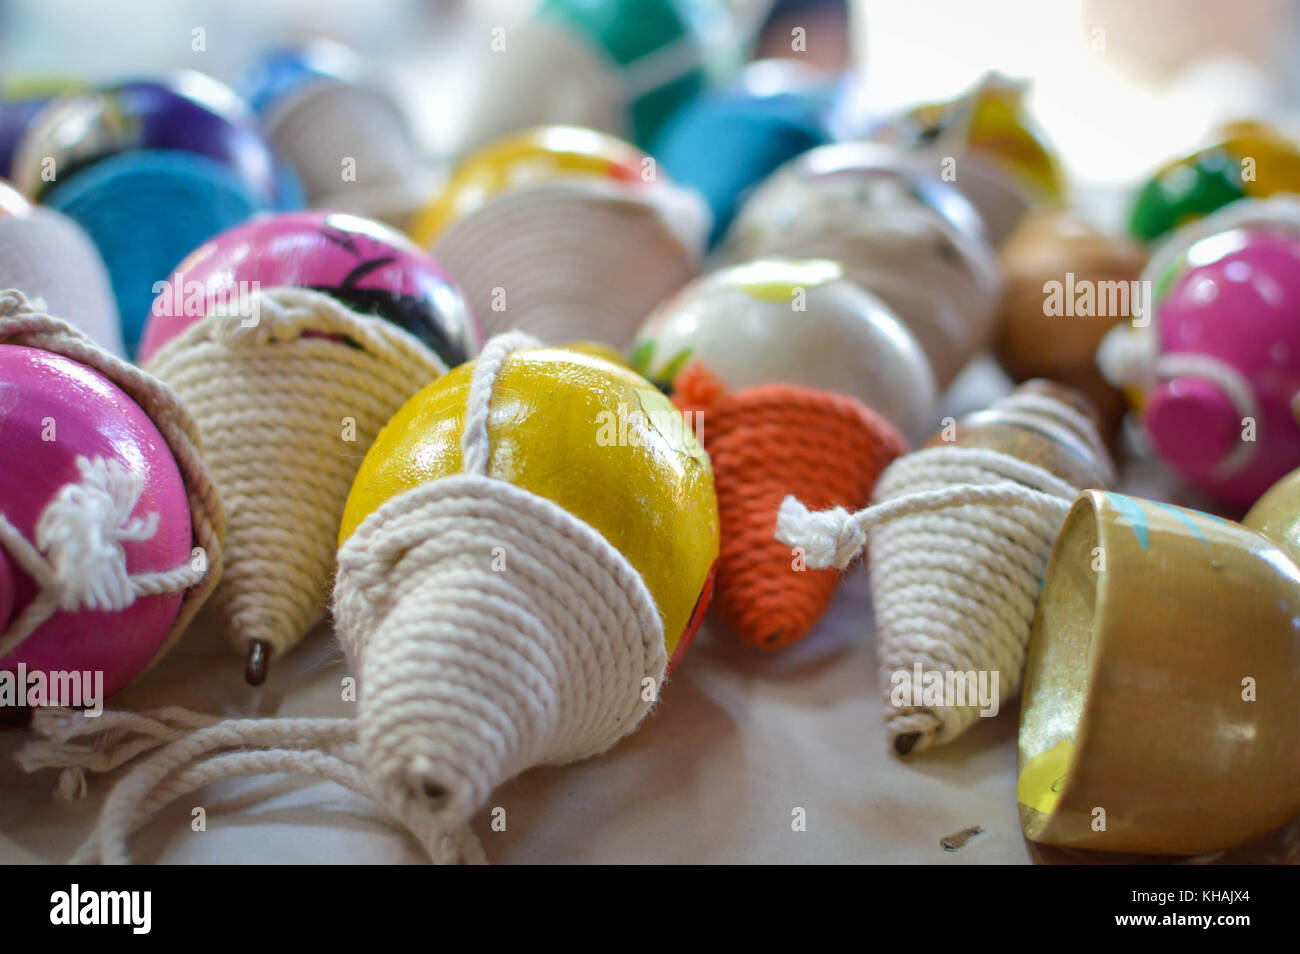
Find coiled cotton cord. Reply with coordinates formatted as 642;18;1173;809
71;717;486;866
777;389;1114;754
264;80;434;226
333;331;666;828
433;179;706;347
143;286;445;669
54;332;666;864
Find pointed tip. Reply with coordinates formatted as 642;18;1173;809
893;732;921;756
245;640;270;686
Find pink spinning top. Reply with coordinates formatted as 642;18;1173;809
138;210;479;364
0;345;193;699
1142;225;1300;507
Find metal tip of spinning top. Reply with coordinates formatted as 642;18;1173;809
244;640;270;686
893;732;921;757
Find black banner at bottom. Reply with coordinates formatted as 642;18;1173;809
3;861;1281;940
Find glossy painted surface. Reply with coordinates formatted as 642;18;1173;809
0;97;48;179
1141;225;1300;507
649;59;830;245
1019;489;1300;854
720;141;1002;386
873;74;1065;202
723;141;990;253
1243;464;1300;561
564;340;634;368
996;211;1144;439
0;345;192;698
0;546;13;631
538;0;732;146
0;177;29;217
340;347;719;662
412;126;648;246
11;73;277;202
1129;122;1300;242
925;380;1114;490
138;210;478;364
241;40;365;117
631;259;937;441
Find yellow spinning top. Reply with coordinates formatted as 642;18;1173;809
412;125;649;247
341;345;719;663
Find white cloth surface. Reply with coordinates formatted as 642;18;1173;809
0;357;1292;864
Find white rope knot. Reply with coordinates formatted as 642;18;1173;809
0;288;224;664
1097;321;1157;394
1100;324;1259;479
776;477;1078;571
775;498;868;570
39;457;160;611
17;706;223;801
51;711;486;865
0;455;206;657
201;286;353;347
68;717;487;865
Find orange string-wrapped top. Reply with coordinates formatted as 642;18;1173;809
672;361;906;648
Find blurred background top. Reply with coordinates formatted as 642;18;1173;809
3;0;1300;192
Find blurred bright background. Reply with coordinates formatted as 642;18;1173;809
3;0;1300;197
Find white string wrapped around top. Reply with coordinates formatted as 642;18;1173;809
777;389;1114;754
332;330;666;828
0;289;223;664
142;286;446;669
0;209;126;356
433;179;706;348
264;80;436;227
60;332;665;864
